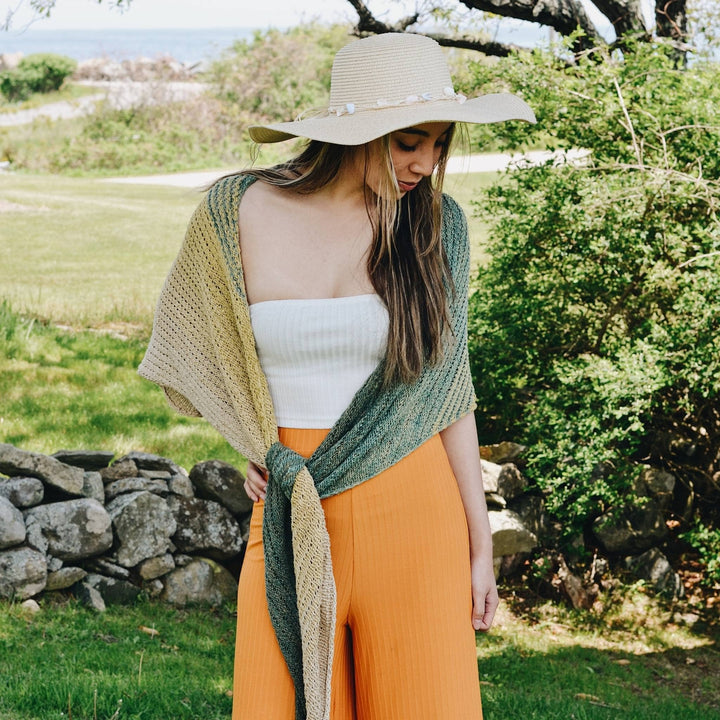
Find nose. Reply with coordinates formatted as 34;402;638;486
410;145;437;177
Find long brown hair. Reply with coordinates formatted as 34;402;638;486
241;126;456;385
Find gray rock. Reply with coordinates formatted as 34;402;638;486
168;474;194;497
485;492;507;509
0;496;26;549
23;513;49;555
174;553;193;567
52;450;115;471
47;556;63;572
161;557;237;606
85;557;131;580
480;459;501;494
46;566;87;591
23;498;112;561
0;444;84;496
0;477;44;508
116;451;184;476
138;469;172;480
167;496;243;560
100;458;138;483
480;441;527;465
633;467;676;509
138;553;175;580
82;472;105;503
107;491;176;568
488;509;537;557
104;477;169;501
508;494;546;542
144;578;164;598
20;598;41;614
84;573;141;605
190;460;253;516
496;463;527;501
593;499;668;554
73;581;106;611
0;546;47;599
625;547;685;598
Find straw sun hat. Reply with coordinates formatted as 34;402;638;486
249;32;535;146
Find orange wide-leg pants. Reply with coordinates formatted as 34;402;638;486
232;428;483;720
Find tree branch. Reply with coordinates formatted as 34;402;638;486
591;0;648;38
346;0;419;34
428;32;524;56
458;0;602;47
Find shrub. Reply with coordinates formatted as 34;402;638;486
466;42;720;573
0;53;76;101
205;23;349;127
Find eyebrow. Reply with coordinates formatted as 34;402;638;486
397;125;451;138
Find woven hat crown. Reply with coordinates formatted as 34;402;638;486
328;33;454;110
248;32;536;145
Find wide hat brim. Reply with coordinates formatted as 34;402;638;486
249;92;536;146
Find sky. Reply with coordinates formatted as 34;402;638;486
3;0;641;36
7;0;371;30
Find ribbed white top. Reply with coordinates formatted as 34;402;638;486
249;294;389;428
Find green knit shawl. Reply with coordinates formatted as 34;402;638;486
139;174;476;720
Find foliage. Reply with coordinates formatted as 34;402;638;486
0;53;76;102
466;41;720;555
680;521;720;586
1;24;347;176
205;23;349;129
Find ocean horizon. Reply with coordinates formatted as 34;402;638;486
1;24;552;66
0;27;257;65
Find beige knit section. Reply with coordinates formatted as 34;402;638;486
139;197;332;720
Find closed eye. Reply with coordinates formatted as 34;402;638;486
397;140;417;152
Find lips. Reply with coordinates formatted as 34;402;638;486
398;181;418;192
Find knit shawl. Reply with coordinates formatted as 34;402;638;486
138;174;476;720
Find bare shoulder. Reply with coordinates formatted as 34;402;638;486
239;179;300;221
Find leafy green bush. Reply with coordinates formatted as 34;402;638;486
205;23;349;126
466;42;720;572
0;53;76;101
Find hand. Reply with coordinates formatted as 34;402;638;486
471;554;498;632
244;461;268;502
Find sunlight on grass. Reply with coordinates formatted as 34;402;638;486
0;171;494;333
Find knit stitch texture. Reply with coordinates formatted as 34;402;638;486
138;174;477;720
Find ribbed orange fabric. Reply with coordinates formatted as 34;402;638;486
233;428;483;720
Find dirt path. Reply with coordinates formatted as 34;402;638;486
0;80;206;127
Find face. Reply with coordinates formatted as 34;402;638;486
389;122;452;195
357;122;452;198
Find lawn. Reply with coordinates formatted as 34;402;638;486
0;591;717;720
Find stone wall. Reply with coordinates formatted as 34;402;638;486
0;442;541;609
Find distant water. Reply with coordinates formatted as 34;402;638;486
0;27;256;65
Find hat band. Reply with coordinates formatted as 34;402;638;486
326;86;467;118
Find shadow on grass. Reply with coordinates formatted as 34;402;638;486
477;632;720;719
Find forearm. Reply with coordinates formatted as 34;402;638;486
439;411;493;561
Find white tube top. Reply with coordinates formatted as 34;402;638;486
249;294;389;428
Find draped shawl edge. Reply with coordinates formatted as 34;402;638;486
138;173;477;720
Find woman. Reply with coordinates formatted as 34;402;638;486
140;32;534;720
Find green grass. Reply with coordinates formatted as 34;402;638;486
0;598;236;720
0;301;246;470
0;82;99;112
0;593;717;720
0;171;496;331
0;174;203;329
